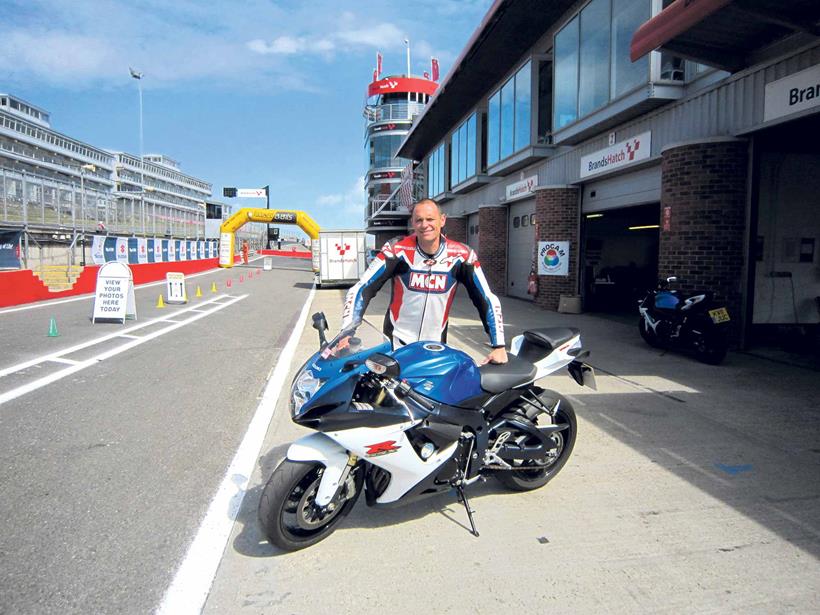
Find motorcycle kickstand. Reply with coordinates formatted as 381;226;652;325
455;484;480;538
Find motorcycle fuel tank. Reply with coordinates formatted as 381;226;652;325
392;342;483;405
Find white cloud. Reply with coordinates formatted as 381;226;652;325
336;23;405;50
317;177;365;215
247;36;335;56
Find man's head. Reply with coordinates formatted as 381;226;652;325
411;199;446;252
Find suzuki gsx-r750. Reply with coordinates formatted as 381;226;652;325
257;314;596;551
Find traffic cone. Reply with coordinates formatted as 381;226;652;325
210;282;217;293
156;294;165;308
248;270;253;279
227;278;232;288
257;268;261;275
47;317;59;337
239;274;244;283
196;285;202;298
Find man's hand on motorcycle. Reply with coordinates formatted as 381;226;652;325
480;347;508;365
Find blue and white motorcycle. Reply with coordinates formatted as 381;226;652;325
258;313;596;551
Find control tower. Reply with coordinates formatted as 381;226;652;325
363;71;437;246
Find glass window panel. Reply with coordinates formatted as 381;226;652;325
450;131;459;186
611;0;649;97
521;215;529;227
579;0;610;116
553;16;579;130
460;122;468;183
500;78;515;160
530;213;536;225
488;92;500;166
514;62;531;151
466;114;476;180
513;216;520;228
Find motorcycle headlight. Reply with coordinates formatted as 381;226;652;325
291;369;325;415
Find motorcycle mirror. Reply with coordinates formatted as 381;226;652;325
365;353;400;379
666;276;677;283
311;312;328;346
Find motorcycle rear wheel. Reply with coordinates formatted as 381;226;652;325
258;459;361;551
495;394;577;492
638;317;662;348
693;332;728;365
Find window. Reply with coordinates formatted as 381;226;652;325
513;216;520;228
368;133;410;168
450;113;477;186
530;213;536;226
521;215;529;227
427;143;446;197
554;0;650;129
487;62;532;166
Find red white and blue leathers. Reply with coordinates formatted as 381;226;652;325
342;234;505;348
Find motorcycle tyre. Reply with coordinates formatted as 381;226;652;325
496;394;577;492
258;459;361;552
693;333;728;365
638;317;661;348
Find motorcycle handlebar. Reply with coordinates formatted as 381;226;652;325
394;379;436;411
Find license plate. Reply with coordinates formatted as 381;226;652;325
709;307;730;324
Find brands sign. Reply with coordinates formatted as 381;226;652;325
580;131;651;179
764;64;820;122
506;175;538;201
237;188;266;198
537;241;570;276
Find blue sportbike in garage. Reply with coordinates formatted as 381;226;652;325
258;313;596;551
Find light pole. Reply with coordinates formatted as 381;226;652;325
78;164;96;265
130;67;144;238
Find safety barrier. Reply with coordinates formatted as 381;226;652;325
0;257;236;308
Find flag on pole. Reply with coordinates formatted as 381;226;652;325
431;58;439;82
399;161;415;211
376;51;383;78
373;68;378;82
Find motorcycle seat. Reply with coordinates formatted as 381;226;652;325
522;327;580;351
479;355;537;393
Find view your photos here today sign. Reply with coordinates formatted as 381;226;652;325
92;262;136;324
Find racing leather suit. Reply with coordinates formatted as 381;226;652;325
342;234;505;348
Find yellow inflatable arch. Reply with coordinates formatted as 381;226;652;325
218;208;320;268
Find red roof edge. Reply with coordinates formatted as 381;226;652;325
630;0;734;62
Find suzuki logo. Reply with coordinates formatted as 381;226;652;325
409;272;447;291
335;243;350;255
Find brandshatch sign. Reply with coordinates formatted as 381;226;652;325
580;131;651;179
764;64;820;122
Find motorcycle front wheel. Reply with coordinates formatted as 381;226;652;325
495;394;577;492
258;459;362;551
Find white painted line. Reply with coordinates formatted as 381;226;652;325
0;267;226;315
598;412;642;437
766;504;820;540
0;295;248;407
157;284;317;615
48;357;81;366
118;334;141;340
0;295;230;379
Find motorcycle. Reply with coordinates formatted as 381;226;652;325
257;313;596;551
638;276;730;364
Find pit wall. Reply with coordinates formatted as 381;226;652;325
0;257;238;308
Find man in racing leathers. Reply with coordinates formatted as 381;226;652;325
342;199;507;365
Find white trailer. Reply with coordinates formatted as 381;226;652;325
312;229;367;287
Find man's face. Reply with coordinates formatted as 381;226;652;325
412;202;445;244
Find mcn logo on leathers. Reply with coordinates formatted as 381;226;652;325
409;272;447;291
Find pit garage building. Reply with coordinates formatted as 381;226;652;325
397;0;820;350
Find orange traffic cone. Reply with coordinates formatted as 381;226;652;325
227;278;232;288
239;274;244;283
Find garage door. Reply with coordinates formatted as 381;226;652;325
507;199;535;300
467;213;480;254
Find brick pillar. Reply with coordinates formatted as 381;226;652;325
444;215;467;244
533;186;580;310
478;205;508;296
659;139;748;339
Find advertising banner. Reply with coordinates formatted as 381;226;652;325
537;241;570;276
90;235;106;265
198;241;205;260
219;232;233;267
148;239;157;263
104;237;117;262
177;240;186;261
163;239;172;262
127;238;138;264
136;238;148;264
580;131;651;179
0;230;21;268
115;237;129;263
188;241;196;260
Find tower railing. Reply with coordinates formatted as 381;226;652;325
363;101;426;125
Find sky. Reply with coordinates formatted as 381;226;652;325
0;0;493;237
